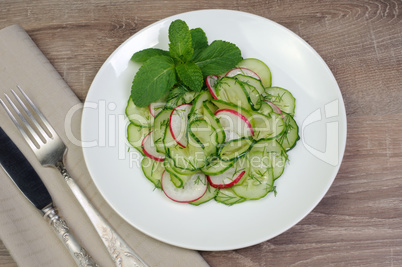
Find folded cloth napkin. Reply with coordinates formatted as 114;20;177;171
0;25;209;267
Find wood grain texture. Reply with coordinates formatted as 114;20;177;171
0;0;401;266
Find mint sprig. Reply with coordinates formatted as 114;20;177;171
169;20;193;62
176;61;203;92
131;56;177;106
131;19;242;107
130;48;170;63
194;40;243;76
190;28;208;60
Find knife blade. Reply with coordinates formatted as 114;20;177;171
0;127;52;209
0;127;98;266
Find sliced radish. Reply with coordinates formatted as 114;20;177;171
207;167;246;189
225;67;260;80
169;104;192;148
264;100;283;117
206;75;219;99
161;171;207;203
214;109;254;138
142;131;165;162
149;102;166;117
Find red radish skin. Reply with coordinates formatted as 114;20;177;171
148;105;153;116
225;67;260;80
206;75;219;99
264;100;283;117
161;171;207;203
148;102;165;117
169;104;192;148
141;131;165;162
207;170;246;189
215;109;254;137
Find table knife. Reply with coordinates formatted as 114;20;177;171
0;127;98;267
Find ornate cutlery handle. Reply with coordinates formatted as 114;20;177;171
57;162;148;267
42;205;98;267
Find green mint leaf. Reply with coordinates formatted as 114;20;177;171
190;28;208;60
194;40;242;76
131;48;170;63
168;19;193;62
175;62;203;92
131;56;177;107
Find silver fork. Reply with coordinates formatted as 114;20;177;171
1;86;148;267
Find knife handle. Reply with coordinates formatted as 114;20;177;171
42;205;98;267
57;162;149;267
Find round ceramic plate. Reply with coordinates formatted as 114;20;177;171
81;9;347;251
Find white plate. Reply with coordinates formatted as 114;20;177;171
81;9;347;251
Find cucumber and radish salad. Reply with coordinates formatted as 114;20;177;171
126;19;299;205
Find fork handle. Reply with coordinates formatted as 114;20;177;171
56;162;149;267
42;205;98;267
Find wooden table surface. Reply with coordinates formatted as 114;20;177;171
1;1;401;266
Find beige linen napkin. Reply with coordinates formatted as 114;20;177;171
0;25;209;267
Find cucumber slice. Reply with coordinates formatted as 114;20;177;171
251;112;285;140
188;119;218;157
141;157;164;189
153;109;172;153
251;139;288;180
127;123;149;155
236;58;272;88
204;101;218;114
164;157;197;176
219;137;253;161
269;152;287;180
215;77;253;111
183;91;198;103
215;188;245;206
189;91;211;121
258;101;274;116
264;87;296;116
238;81;262;111
166;85;197;109
234;74;265;95
276;113;300;151
202;102;226;144
190;183;219;206
162;124;176;154
207;155;249;188
251;139;284;155
232;150;274;200
201;157;235;175
168;141;207;170
125;97;153;127
164;158;195;188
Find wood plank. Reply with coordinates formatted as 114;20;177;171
0;239;17;267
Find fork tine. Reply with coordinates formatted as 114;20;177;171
17;85;57;137
11;88;51;141
0;97;38;152
4;93;44;146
